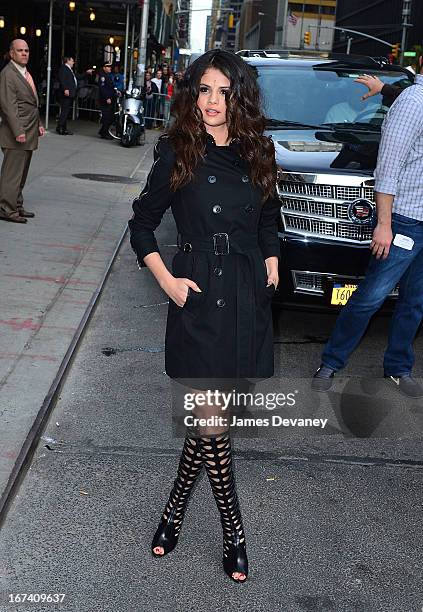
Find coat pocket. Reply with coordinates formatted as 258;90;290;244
171;252;207;313
182;254;208;315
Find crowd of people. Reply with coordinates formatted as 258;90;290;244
57;60;184;135
143;65;183;128
0;46;184;138
0;38;187;222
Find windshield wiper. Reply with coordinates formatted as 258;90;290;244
266;118;329;130
321;122;381;132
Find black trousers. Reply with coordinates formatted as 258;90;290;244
58;96;73;130
99;103;114;135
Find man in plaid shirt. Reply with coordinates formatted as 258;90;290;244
313;57;423;397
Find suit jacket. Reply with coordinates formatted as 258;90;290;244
0;62;40;150
58;64;77;98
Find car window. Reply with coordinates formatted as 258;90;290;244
257;65;413;127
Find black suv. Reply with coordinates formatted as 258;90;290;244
239;51;414;309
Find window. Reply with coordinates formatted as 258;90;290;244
320;5;336;14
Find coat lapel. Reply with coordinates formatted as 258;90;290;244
9;62;38;104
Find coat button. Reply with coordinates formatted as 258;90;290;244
216;298;226;307
233;159;240;166
208;175;217;184
244;205;255;213
214;267;223;276
212;204;222;214
241;175;249;183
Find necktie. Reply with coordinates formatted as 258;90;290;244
25;70;37;97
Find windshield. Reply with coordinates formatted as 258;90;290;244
257;65;412;129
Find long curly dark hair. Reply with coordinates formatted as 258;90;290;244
166;49;276;202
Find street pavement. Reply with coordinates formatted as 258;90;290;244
0;121;423;611
0;120;154;506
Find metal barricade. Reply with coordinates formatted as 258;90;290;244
74;84;101;119
144;92;172;128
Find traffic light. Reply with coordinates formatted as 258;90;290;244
228;13;234;28
391;43;400;59
133;49;138;60
304;31;311;45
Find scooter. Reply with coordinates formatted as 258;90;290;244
109;87;146;147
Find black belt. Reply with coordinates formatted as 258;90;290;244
177;233;259;256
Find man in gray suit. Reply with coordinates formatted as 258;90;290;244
0;39;45;223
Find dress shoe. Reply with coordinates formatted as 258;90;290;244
0;211;27;223
18;208;35;218
56;127;73;135
311;364;336;392
100;134;114;140
384;375;423;398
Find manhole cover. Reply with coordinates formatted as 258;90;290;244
73;173;138;184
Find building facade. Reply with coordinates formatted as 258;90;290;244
238;0;278;51
334;0;423;58
275;0;337;50
237;0;336;51
204;15;212;51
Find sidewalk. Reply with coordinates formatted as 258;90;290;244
0;120;158;505
0;206;421;611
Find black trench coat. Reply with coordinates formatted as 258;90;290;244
128;134;280;380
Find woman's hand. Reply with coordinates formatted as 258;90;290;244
265;256;279;288
161;276;202;307
143;253;201;306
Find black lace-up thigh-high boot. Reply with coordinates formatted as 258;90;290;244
198;431;248;583
151;434;203;557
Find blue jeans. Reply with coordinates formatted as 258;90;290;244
322;213;423;376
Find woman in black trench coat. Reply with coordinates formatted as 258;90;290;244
128;49;280;583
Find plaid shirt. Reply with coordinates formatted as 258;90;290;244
374;74;423;221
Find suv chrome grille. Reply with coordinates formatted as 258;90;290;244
336;186;361;200
293;272;323;293
284;215;373;241
285;198;334;217
284;182;333;198
279;179;375;243
292;271;399;297
283;182;375;202
338;223;373;240
335;204;349;220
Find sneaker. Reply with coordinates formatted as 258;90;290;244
311;365;336;392
384;375;423;398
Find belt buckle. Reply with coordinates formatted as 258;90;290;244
177;234;192;252
213;233;229;255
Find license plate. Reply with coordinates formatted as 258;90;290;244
331;284;357;306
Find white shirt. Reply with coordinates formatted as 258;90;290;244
11;60;27;77
65;63;78;87
151;78;162;92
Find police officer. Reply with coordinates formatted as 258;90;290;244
98;61;116;139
